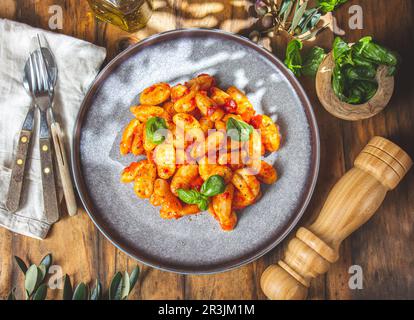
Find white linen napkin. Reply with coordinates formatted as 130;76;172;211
0;19;106;239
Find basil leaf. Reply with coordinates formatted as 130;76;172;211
348;80;378;104
145;117;167;145
302;46;326;77
284;39;303;77
332;66;346;101
317;0;348;14
333;37;353;67
177;189;203;205
177;189;210;211
198;197;209;211
200;175;226;197
343;65;376;81
345;85;364;104
226;117;253;142
352;37;398;70
352;51;378;69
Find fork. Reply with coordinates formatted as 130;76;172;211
31;50;60;223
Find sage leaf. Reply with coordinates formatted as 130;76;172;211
38;265;47;283
109;272;122;300
129;266;140;293
296;8;321;35
32;283;47;300
14;256;28;274
288;0;307;34
120;271;131;300
25;264;39;296
25;289;30;300
72;283;88;300
282;0;294;25
278;0;293;18
226;117;253;141
39;254;52;273
7;288;16;300
299;23;329;41
200;175;226;197
90;279;102;300
62;274;73;300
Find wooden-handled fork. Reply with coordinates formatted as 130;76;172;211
260;136;412;300
38;35;78;216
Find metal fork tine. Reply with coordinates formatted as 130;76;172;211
33;52;42;93
28;54;36;94
36;51;47;93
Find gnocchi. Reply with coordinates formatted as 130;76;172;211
119;75;282;231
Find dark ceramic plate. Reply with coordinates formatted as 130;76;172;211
72;29;319;274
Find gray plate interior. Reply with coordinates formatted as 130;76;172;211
73;29;319;274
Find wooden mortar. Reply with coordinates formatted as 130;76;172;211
260;136;412;300
316;53;395;121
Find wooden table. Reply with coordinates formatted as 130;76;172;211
1;0;413;300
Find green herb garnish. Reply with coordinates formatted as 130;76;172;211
226;117;253;142
145;116;167;145
177;175;226;211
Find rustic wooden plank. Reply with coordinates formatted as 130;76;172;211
332;0;414;299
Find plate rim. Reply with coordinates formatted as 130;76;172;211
71;28;320;274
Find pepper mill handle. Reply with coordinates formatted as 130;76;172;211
261;136;412;300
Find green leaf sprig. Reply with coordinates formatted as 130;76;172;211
249;0;344;44
284;38;303;76
226;117;253;142
10;254;52;300
145;116;167;145
284;36;398;105
317;0;348;14
63;265;140;300
177;175;226;211
284;39;326;77
6;254;140;301
331;36;397;104
302;46;326;77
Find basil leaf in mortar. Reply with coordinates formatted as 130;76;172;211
333;37;353;67
200;175;226;197
343;65;377;81
332;65;346;101
352;36;398;76
145;116;167;145
226;117;253;142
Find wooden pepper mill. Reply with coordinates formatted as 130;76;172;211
261;136;412;300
